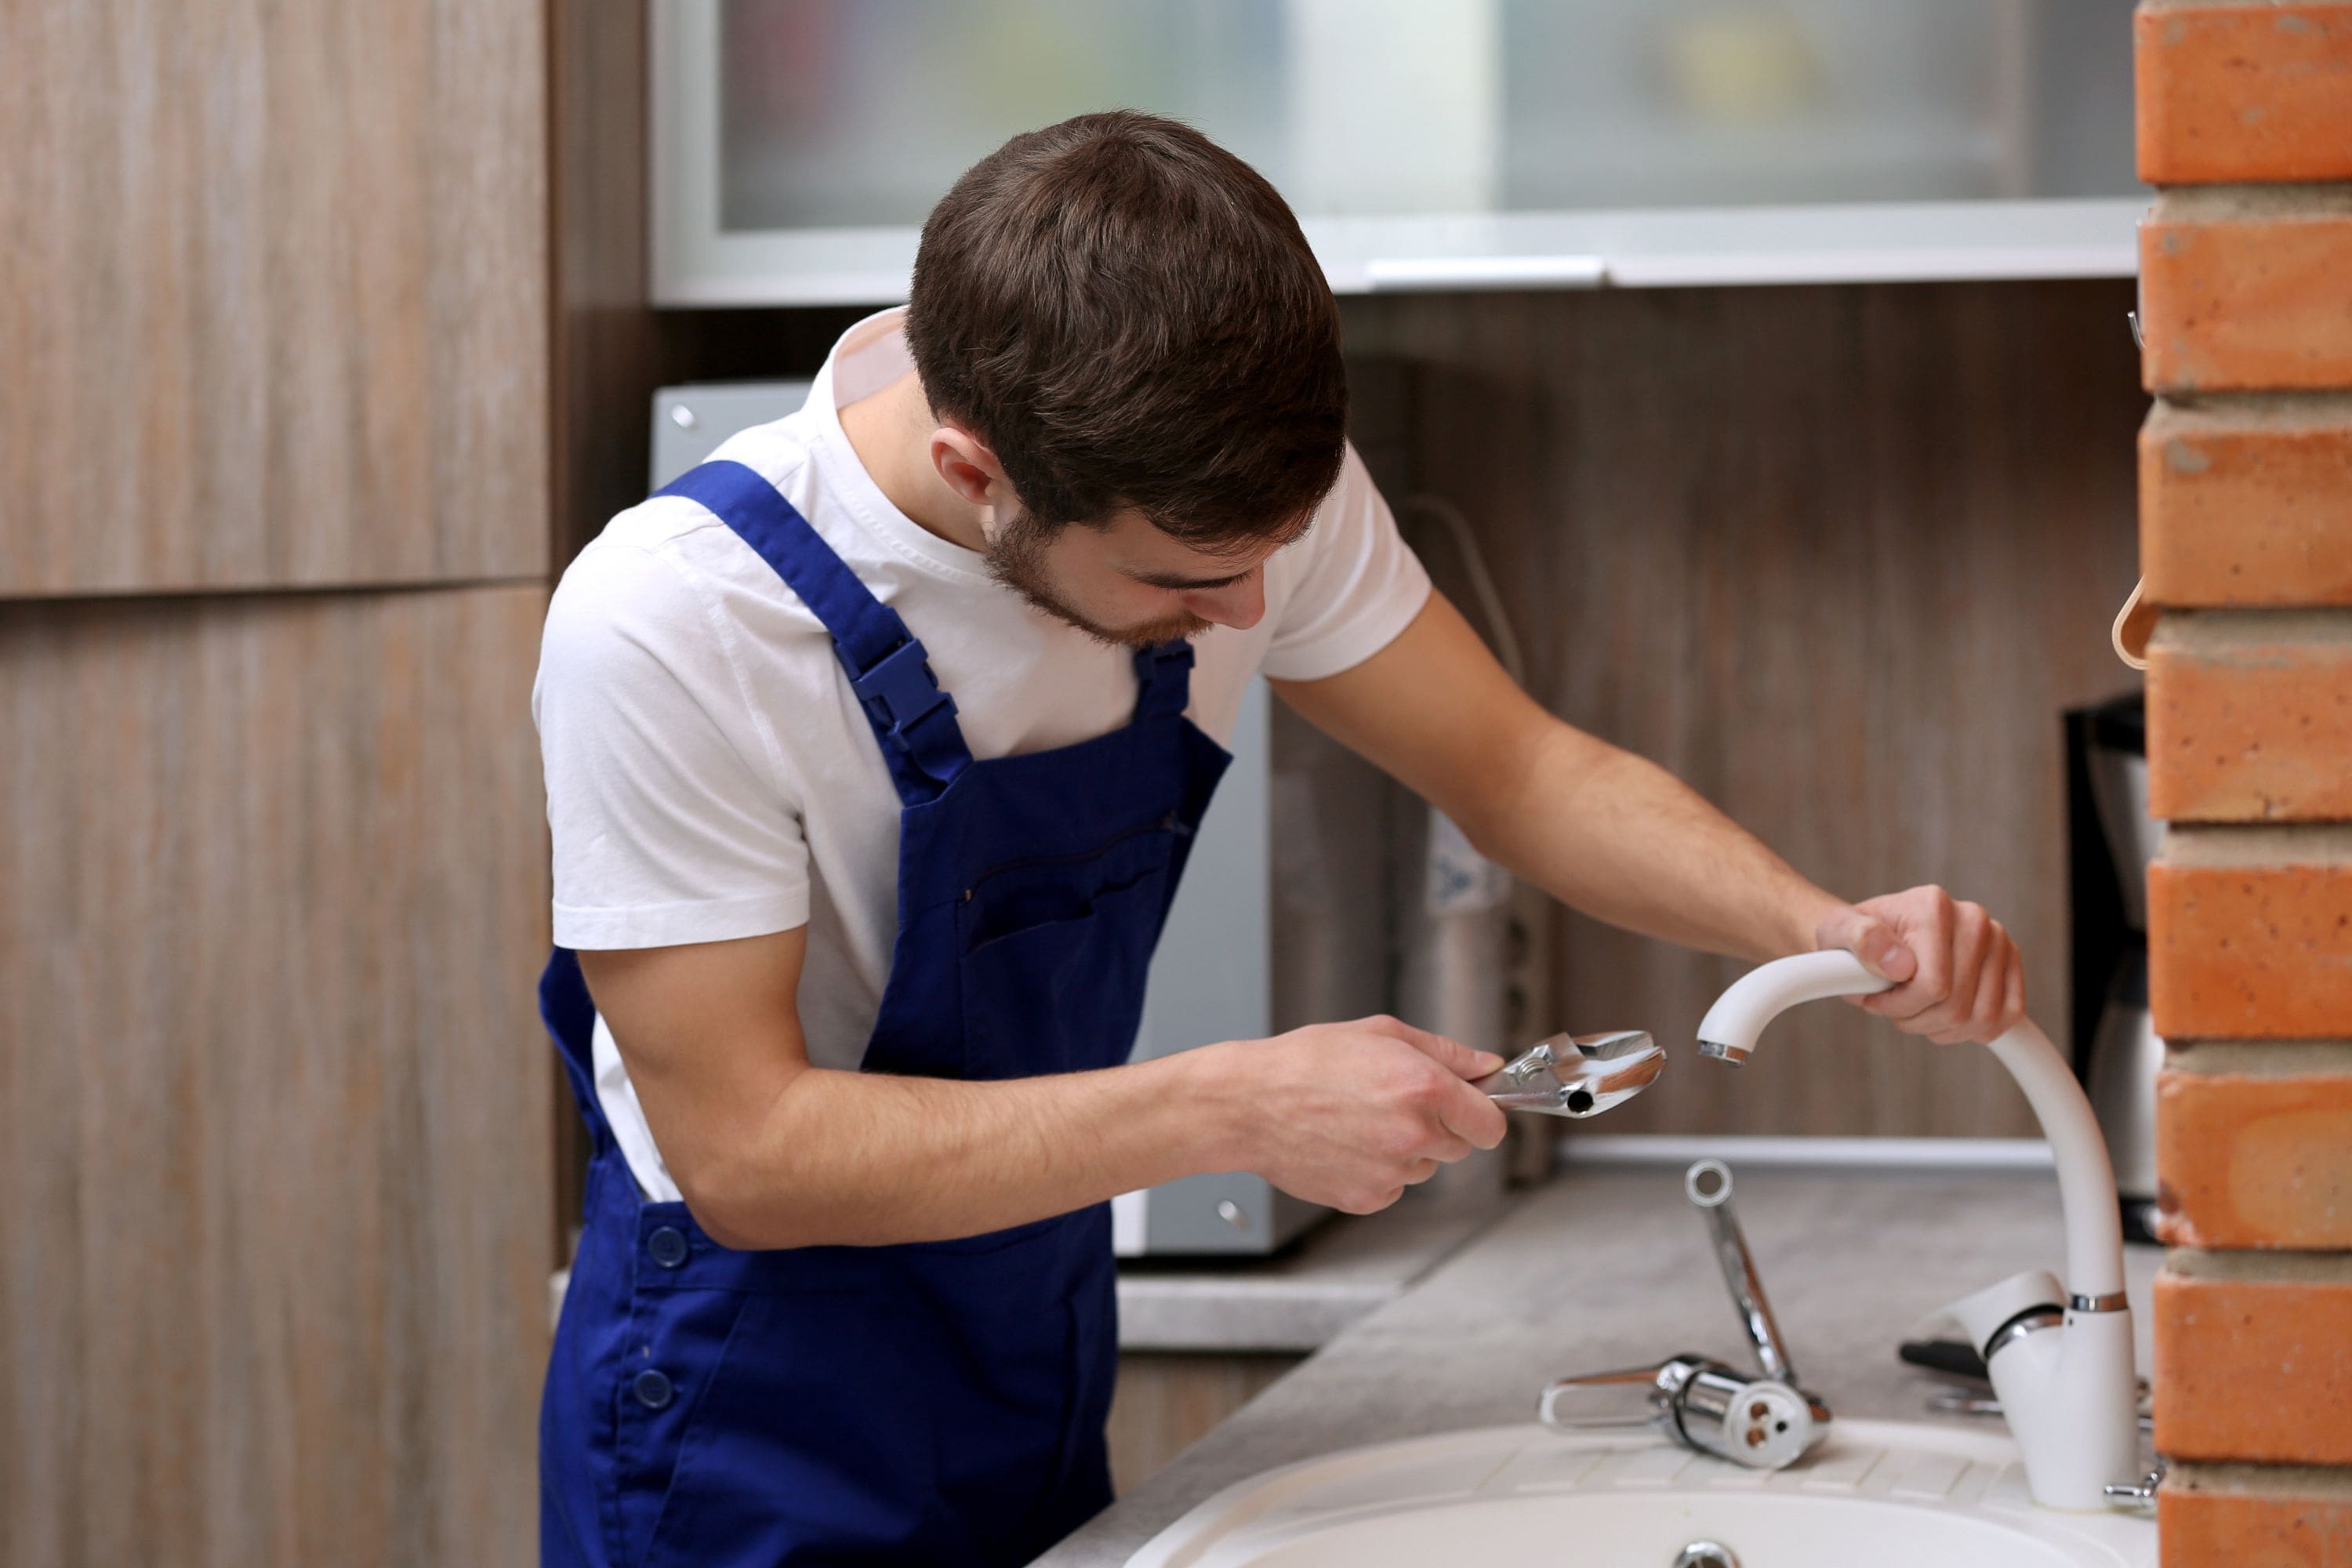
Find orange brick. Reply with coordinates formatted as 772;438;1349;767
2136;2;2352;185
2141;395;2352;608
2149;826;2352;1037
2141;187;2352;394
2155;1254;2352;1463
2161;1463;2352;1568
2147;613;2352;820
2158;1051;2352;1247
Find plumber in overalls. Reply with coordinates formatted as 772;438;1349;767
534;111;2027;1568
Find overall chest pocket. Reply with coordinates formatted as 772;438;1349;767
953;822;1181;1080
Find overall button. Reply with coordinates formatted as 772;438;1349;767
633;1369;675;1411
647;1226;689;1269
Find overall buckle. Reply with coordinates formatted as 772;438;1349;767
851;640;956;750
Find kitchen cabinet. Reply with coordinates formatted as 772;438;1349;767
2;3;557;1566
654;0;2143;306
0;0;548;597
0;587;552;1568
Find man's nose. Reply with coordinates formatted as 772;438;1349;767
1185;575;1265;631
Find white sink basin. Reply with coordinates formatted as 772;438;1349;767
1127;1421;2156;1566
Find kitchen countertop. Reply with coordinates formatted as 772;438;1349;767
1116;1186;1511;1354
1040;1156;2163;1566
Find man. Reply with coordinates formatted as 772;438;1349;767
534;112;2022;1566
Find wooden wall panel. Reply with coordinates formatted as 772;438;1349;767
0;1;548;595
1341;280;2147;1138
0;585;554;1568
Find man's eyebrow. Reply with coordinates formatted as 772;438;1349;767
1125;512;1316;590
1127;566;1251;590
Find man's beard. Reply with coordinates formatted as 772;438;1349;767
985;511;1210;649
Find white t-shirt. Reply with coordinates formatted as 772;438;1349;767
535;309;1431;1200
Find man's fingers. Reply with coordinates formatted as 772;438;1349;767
1436;1075;1508;1151
1818;906;1918;985
1961;935;2009;1041
1418;1129;1477;1165
1858;891;1954;1022
1359;1014;1504;1080
1921;910;1991;1036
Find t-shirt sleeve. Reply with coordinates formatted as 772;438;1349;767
1258;442;1432;683
534;539;811;950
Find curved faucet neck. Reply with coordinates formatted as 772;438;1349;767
1696;950;1894;1062
1696;951;2125;1298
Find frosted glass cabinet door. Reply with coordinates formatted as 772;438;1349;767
654;0;2141;305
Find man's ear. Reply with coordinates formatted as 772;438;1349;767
929;424;1011;516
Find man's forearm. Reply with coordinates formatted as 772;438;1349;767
1465;720;1842;963
1276;597;1838;965
688;1047;1243;1250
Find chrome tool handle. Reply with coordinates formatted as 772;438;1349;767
1476;1030;1664;1118
1685;1159;1796;1384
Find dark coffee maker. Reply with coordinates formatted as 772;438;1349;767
2065;693;2161;1244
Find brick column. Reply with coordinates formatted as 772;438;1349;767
2134;2;2352;1559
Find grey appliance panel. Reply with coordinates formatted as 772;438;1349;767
651;381;814;489
1142;1172;1325;1256
1132;676;1270;1065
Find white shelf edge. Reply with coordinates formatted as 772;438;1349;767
1559;1134;2058;1171
647;198;2147;309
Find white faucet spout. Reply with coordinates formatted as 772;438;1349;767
1695;949;1896;1064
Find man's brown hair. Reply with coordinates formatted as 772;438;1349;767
905;111;1346;550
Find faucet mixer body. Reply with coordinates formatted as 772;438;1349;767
1695;950;2139;1512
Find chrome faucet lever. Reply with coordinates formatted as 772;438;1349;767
1540;1355;1829;1471
1537;1159;1832;1472
1685;1160;1796;1384
1475;1029;1664;1118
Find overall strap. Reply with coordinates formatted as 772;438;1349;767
658;460;972;804
1131;639;1197;720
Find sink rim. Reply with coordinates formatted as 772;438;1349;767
1124;1418;2158;1568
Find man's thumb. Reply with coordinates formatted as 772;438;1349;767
1820;907;1918;984
1413;1033;1504;1079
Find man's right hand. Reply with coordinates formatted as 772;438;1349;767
1196;1017;1511;1214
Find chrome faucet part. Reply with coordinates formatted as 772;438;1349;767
1540;1355;1828;1471
1539;1156;1831;1472
1476;1029;1664;1118
1684;1159;1797;1385
1674;1544;1742;1568
2104;1460;2165;1513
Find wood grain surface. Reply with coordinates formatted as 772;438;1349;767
1341;280;2149;1138
1107;1354;1304;1497
0;585;554;1568
0;0;549;595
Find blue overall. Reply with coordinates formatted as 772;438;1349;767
538;461;1229;1566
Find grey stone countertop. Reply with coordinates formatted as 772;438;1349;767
1115;1189;1509;1353
1041;1155;2164;1566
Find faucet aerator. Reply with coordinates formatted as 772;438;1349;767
1697;1039;1747;1065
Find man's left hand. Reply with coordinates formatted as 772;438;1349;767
1813;887;2025;1044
